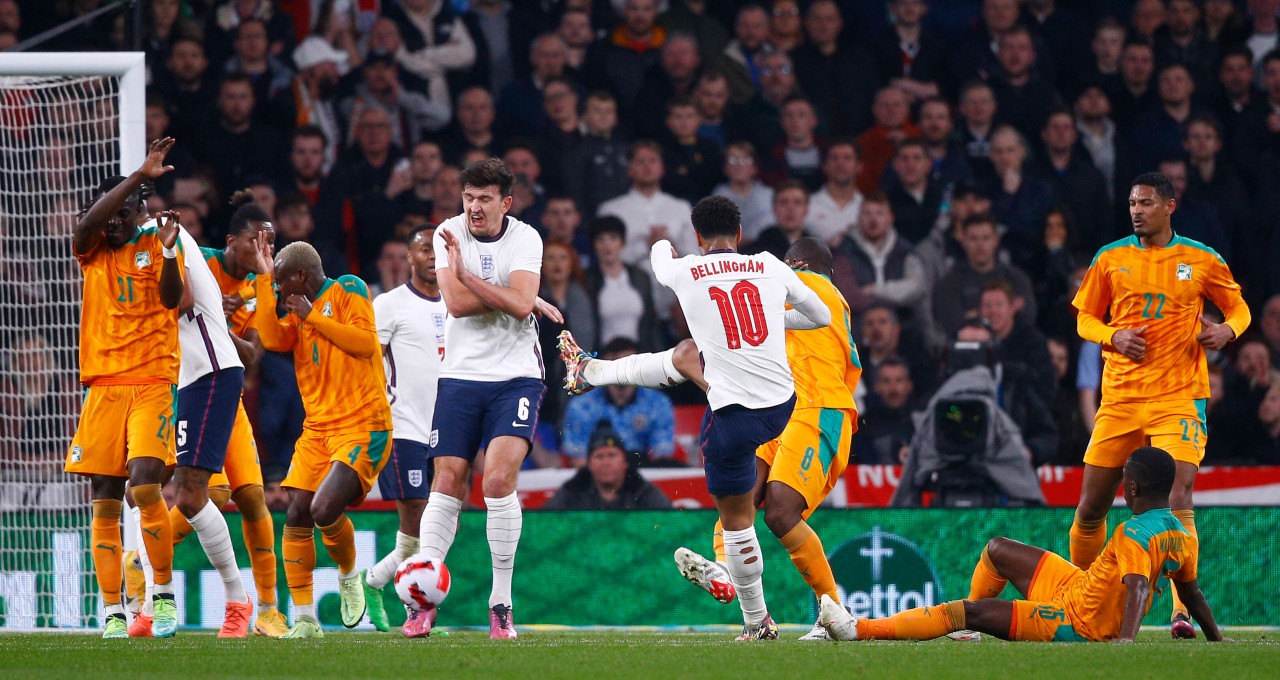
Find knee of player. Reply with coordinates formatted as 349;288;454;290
762;504;800;538
309;497;342;527
672;339;699;368
985;537;1013;560
284;501;313;528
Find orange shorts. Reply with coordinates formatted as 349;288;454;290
66;383;177;478
1008;552;1088;642
284;428;391;500
756;407;855;517
208;400;263;490
1083;399;1207;468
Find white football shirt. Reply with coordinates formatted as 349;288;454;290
650;241;818;411
175;225;243;389
374;281;447;445
433;214;544;382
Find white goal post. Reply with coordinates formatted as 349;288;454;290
0;52;146;631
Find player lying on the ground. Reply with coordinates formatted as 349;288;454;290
558;236;860;640
816;446;1226;643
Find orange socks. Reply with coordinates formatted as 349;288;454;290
712;519;727;564
282;525;316;607
968;545;1007;600
857;601;967;640
1170;509;1197;620
779;522;839;603
169;506;193;545
319;514;357;575
1069;513;1107;569
131;484;173;587
91;499;124;610
235;485;278;608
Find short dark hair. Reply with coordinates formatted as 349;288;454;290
784;237;834;278
407;223;436;246
1125;446;1177;497
980;279;1016;302
1264;48;1280;69
461;157;515;197
220;71;254;92
1131;172;1175;201
292;124;328;147
227;189;272;236
1221;44;1254;65
665;95;696;115
772;178;809;202
276;191;310;215
589;215;626;241
877;356;911;377
690;195;740;240
826;135;861;160
629;138;663;160
962;212;999;232
894;137;928;156
602;336;640;356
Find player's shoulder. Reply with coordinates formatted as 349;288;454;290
199;245;224;263
335;274;372;300
1088;235;1139;267
1170;234;1226;264
1119;508;1184;547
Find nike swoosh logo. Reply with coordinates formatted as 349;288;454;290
142;528;160;539
512;421;529;428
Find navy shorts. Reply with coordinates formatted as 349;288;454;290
176;367;245;473
700;394;796;496
378;439;433;500
429;378;546;463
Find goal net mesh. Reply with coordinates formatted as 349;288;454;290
0;75;121;629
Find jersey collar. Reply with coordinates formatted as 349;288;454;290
473;216;510;243
315;277;335;300
706;248;736;254
1131;231;1180;250
407;280;441;301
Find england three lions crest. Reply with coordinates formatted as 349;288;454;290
1176;263;1193;281
480;255;495;277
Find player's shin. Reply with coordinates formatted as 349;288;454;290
418;491;463;561
367;531;420;590
131;484;174;593
318;514;358;576
779;521;838;602
858;601;968;641
485;492;522;608
583;349;686;388
722;526;768;624
235;485;278;610
282;526;317;618
91;499;125;616
1170;509;1197;621
712;519;727;564
968;545;1008;600
188;499;248;603
1068;512;1107;569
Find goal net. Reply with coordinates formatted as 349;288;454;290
0;53;145;630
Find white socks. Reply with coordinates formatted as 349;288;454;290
419;492;463;562
188;499;248;604
583;349;685;388
132;506;156;615
367;530;420;589
722;526;767;625
295;603;316;619
485;492;522;609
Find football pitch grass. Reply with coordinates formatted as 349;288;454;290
3;629;1278;680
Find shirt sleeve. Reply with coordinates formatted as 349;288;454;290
373;292;395;345
1114;525;1155;579
510;227;544;275
1073;254;1117;346
1203;254;1251;341
649;240;678;288
780;260;831;329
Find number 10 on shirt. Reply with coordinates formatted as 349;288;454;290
709;281;768;350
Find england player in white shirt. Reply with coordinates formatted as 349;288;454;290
415;159;545;639
359;224;448;636
562;196;831;640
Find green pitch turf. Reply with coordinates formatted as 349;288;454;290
2;630;1277;680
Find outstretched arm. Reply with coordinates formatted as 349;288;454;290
247;237;296;351
1173;578;1225;642
290;297;379;360
156;211;183;310
75;138;175;256
1114;574;1150;642
438;228;538;319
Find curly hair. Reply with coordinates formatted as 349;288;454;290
690;195;740;240
227;189;272;236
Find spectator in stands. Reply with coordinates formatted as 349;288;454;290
832;193;929;325
760;96;825;190
143;95;193;197
556;8;594;73
383;0;477;96
534;77;583;195
263;477;288;512
584;0;666;114
716;3;772;103
808;139;865;246
538;240;597;443
932;212;1037;339
332;106;402;275
1205;0;1249;44
156;37;216;141
468;0;520;95
986;125;1056;270
1256;381;1280;463
584;217;664;352
426;165;462;226
883;138;944;245
1107;40;1157;131
1135;63;1205;172
439;86;498;163
791;0;879;136
564;91;630;219
859;302;936;398
560;338;677;467
743;179;809;260
712;141;774;242
503;142;548;229
1209;46;1266;179
1219;339;1277;462
1047;336;1089;466
370;240;410;298
224;18;294;126
659;97;724;203
543;423;674;509
1185;115;1250;260
1245;0;1280;81
954;0;1044;86
1082;18;1124;95
288;37;347;171
854;357;918;466
1073;83;1123;205
194;72;283;198
1028;109;1112;253
956;80;999;182
872;0;948;105
496;33;568;142
339;51;449;153
1156;157;1232;261
1154;0;1219;91
144;0;202;65
633;33;703;141
692;70;736;150
204;0;296;68
1262;295;1280;364
856;87;918;195
991;25;1064;145
597;140;697;265
279;126;330;211
0;333;77;467
1130;0;1167;42
1030;208;1080;338
394;140;444;217
1022;0;1092;94
976;283;1058;465
735;49;801;154
542;195;592;264
767;0;803;52
914;97;972;190
660;0;730;64
274;192;347;276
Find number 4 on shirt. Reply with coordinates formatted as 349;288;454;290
709;281;768;350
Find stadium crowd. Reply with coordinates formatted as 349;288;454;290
5;0;1280;495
